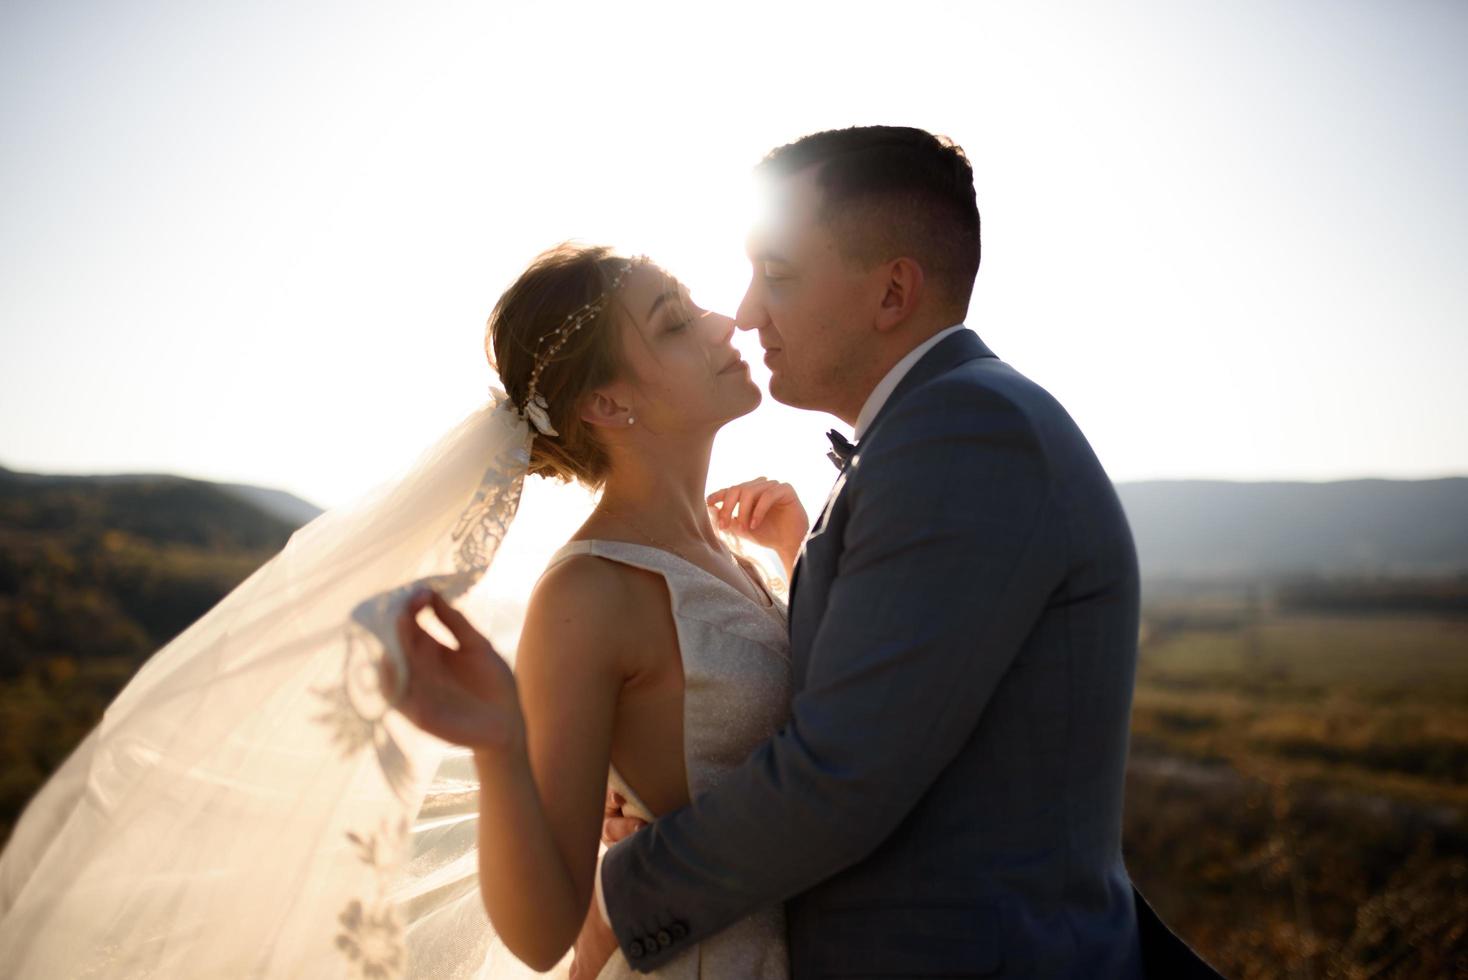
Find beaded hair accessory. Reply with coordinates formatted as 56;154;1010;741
516;257;640;438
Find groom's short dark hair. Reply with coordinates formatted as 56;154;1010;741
758;126;981;312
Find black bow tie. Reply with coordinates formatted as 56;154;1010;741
825;429;857;471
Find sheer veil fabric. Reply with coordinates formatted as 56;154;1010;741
0;391;560;978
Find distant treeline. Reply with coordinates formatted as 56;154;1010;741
0;468;296;675
1274;576;1468;618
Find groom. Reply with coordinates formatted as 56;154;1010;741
585;126;1203;978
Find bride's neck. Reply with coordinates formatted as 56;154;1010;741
595;438;718;546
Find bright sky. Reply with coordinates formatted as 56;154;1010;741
3;1;1466;568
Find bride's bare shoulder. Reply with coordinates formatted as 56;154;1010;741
532;552;638;609
520;553;668;669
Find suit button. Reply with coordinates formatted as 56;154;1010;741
670;921;688;940
656;929;672;948
628;939;645;959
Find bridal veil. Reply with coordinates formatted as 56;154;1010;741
0;391;561;978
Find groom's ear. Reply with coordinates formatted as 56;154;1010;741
579;387;634;429
874;257;925;333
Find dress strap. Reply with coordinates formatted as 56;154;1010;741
540;539;788;642
545;540;776;609
543;539;683;575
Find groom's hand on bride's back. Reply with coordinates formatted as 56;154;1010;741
601;787;648;845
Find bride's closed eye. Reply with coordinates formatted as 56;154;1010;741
663;286;709;333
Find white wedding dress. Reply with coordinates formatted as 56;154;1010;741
557;541;792;980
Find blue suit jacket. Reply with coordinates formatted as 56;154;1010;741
604;330;1150;977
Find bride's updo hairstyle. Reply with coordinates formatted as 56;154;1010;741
487;243;639;490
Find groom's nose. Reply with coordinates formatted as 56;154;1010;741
734;283;765;332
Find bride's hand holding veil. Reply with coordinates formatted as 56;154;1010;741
393;588;523;751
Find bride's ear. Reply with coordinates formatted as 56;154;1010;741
579;388;635;429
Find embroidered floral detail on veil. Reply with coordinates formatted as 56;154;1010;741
451;438;533;574
310;391;532;978
335;818;411;979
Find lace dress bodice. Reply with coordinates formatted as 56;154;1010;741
545;541;793;980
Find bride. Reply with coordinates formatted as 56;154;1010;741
396;243;805;978
0;242;804;978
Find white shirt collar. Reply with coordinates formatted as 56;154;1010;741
853;323;968;441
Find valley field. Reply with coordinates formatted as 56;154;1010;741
1125;594;1468;978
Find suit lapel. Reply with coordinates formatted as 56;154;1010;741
786;329;998;640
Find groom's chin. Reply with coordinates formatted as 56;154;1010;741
765;376;817;412
763;374;795;407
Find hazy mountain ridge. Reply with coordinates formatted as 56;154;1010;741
3;465;1465;586
1116;478;1468;579
0;465;321;549
0;465;319;674
216;482;324;527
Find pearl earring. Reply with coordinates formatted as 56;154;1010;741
626;416;635;425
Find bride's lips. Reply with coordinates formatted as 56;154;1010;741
762;348;781;365
717;352;747;375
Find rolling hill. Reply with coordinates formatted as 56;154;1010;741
1116;478;1468;579
0;465;320;673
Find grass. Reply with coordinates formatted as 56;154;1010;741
1125;599;1468;978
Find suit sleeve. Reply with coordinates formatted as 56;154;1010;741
601;384;1065;971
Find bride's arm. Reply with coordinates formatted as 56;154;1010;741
397;560;631;971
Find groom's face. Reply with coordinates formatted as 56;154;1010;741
736;167;875;415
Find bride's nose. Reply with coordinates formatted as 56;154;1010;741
700;309;737;346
